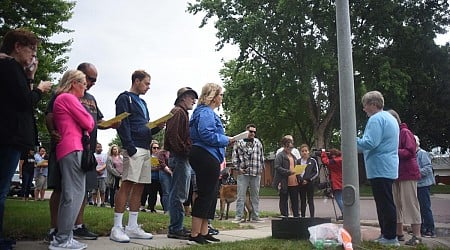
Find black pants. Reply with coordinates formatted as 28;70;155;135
279;186;299;217
299;182;315;217
189;146;220;219
371;178;397;240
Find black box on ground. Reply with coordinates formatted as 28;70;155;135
271;217;331;239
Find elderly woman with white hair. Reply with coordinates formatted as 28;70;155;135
414;135;436;238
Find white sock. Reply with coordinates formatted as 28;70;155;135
73;224;82;230
127;212;139;228
114;212;124;228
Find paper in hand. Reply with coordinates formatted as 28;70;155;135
294;164;307;175
98;112;130;129
147;112;174;129
232;131;249;141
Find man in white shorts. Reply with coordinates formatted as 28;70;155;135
109;70;164;243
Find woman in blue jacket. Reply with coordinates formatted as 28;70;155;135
188;83;235;245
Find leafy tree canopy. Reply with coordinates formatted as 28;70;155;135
0;0;75;148
188;0;450;152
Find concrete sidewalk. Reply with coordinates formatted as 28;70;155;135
14;193;450;249
14;219;450;249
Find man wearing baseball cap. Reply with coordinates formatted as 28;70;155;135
165;87;198;240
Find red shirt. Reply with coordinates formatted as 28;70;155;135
321;152;343;191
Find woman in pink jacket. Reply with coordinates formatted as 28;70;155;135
49;70;95;250
388;109;422;246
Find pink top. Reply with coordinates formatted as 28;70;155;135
54;93;95;161
112;155;123;174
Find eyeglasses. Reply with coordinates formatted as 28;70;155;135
152;147;160;149
86;76;97;83
248;130;256;134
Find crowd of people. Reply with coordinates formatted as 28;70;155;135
0;28;439;250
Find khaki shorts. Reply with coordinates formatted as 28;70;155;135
122;147;151;184
393;180;421;224
35;174;47;190
92;178;106;194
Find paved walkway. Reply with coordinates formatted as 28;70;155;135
14;194;450;249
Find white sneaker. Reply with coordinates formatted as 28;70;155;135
125;225;153;239
231;218;244;223
110;226;130;243
48;238;87;250
251;217;265;223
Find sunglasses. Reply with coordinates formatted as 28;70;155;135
86;76;97;83
248;130;256;134
152;147;160;149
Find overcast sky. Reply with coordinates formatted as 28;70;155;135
53;1;239;148
53;1;449;148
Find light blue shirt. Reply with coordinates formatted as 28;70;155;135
417;148;435;187
357;110;399;179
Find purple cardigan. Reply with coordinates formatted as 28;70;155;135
398;123;421;181
54;93;94;161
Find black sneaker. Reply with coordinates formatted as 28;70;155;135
405;235;422;246
167;230;190;240
208;225;219;235
187;235;210;245
422;231;436;238
45;230;57;243
73;224;98;240
203;234;220;242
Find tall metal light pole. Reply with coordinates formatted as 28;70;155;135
335;0;361;243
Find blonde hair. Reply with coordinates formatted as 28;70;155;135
361;91;384;109
55;69;85;95
198;83;222;106
109;144;120;156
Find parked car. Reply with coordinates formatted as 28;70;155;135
8;171;35;198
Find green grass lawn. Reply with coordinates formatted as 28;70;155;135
5;198;439;250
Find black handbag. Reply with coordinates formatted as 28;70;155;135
81;131;97;172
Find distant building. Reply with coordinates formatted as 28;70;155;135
431;147;450;185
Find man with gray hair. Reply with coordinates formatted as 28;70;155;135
165;87;198;240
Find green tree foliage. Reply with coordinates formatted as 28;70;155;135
0;0;75;147
188;0;450;151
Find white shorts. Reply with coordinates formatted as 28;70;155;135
122;147;151;184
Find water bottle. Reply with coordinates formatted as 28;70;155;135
314;239;324;249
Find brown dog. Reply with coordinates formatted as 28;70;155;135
219;184;253;221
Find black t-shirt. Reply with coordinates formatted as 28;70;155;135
21;151;36;175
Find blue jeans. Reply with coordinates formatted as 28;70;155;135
333;189;343;215
168;154;191;233
0;146;21;238
236;175;261;219
21;170;34;198
159;170;172;212
417;185;435;234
